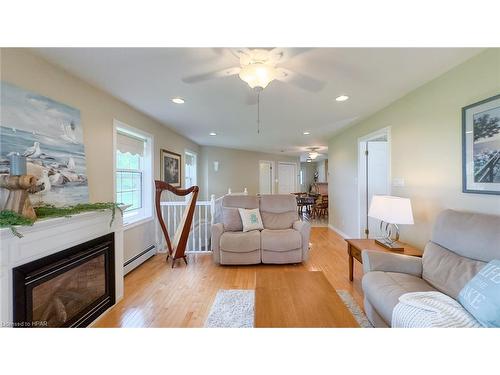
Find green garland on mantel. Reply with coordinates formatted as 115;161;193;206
0;202;123;238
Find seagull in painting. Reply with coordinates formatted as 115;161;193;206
22;141;42;158
66;156;76;171
60;121;79;144
21;141;55;160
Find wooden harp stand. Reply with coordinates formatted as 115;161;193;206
155;181;199;268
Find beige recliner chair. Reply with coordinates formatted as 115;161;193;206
211;194;311;265
361;209;500;327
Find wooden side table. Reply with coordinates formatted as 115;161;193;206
346;239;423;281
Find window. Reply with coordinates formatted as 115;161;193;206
116;152;142;211
185;150;197;187
114;121;153;227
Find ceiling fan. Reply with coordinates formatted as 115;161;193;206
306;147;321;162
182;48;325;134
182;48;325;93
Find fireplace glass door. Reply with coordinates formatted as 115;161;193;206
13;233;115;328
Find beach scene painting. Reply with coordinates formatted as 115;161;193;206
0;81;89;205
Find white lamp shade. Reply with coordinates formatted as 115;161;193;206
368;195;414;225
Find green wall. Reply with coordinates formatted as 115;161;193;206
328;49;500;248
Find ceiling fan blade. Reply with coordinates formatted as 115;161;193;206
229;48;252;61
182;66;240;84
269;48;314;63
275;67;325;92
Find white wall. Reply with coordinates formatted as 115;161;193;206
200;146;300;199
328;49;500;248
1;48;200;264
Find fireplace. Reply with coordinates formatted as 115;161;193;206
12;233;115;328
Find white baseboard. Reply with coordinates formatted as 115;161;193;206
328;224;351;239
124;245;156;275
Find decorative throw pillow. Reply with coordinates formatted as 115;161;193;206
238;208;264;232
458;259;500;328
222;207;243;231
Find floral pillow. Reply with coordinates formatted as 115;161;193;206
238;208;264;232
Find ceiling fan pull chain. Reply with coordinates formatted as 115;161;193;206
257;90;261;134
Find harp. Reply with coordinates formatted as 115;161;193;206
155;181;199;267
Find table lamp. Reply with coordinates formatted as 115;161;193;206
368;195;414;250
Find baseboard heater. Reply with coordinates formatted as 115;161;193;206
123;245;156;275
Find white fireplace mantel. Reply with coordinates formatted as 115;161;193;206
0;209;124;326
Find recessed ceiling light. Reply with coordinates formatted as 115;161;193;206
209;132;217;136
303;131;311;135
335;95;349;102
172;97;185;104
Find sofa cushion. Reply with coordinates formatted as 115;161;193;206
261;211;298;230
259;194;297;213
362;271;436;325
261;229;301;252
431;209;500;262
422;241;485;299
220;230;260;253
222;195;259;209
222;207;243;231
259;195;298;230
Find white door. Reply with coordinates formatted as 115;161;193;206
259;161;273;194
359;141;390;238
278;163;297;194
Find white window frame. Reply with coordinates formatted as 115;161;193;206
184;149;198;187
113;119;154;229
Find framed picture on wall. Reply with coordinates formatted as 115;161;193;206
462;94;500;195
160;149;181;187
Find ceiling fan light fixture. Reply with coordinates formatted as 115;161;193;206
309;152;319;160
306;158;312;163
239;63;276;89
209;132;217;136
172;97;185;104
303;131;311;135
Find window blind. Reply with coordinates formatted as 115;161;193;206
117;131;145;156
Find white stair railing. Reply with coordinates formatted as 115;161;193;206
156;195;216;253
227;187;248;195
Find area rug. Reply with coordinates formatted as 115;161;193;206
337;290;373;328
204;289;255;328
204;288;372;328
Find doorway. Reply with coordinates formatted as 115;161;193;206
259;160;275;194
278;162;298;194
358;127;391;238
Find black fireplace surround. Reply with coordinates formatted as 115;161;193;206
13;233;115;328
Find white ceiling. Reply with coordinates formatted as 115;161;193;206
32;48;482;158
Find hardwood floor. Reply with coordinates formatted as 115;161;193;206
255;271;359;327
94;227;365;328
